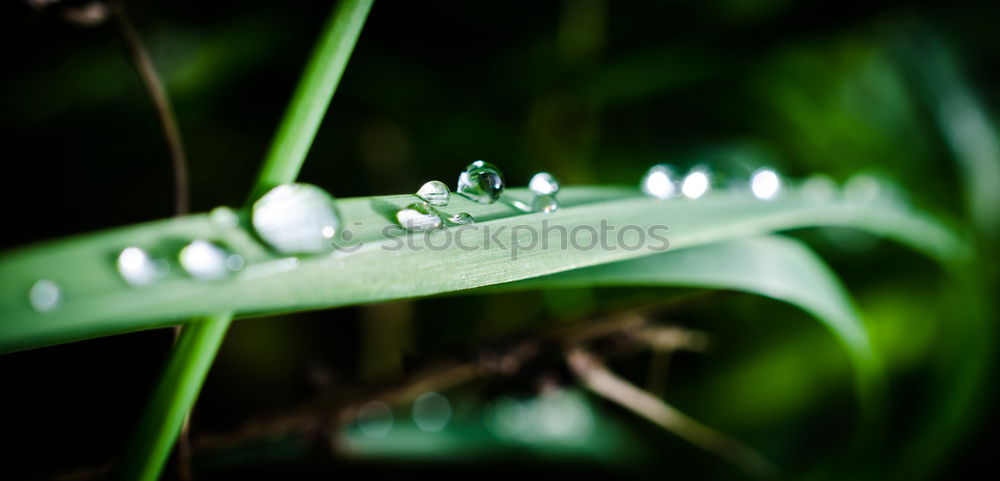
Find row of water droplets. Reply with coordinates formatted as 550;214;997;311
28;159;884;312
641;164;782;201
396;160;563;232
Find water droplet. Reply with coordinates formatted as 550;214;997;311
532;194;559;213
750;168;781;200
680;167;711;199
457;160;504;204
251;183;341;254
209;206;240;229
117;247;158;286
179;240;231;281
800;174;838;203
641;164;678;199
225;254;245;272
533;390;594;441
448;212;475;225
528;172;560;196
844;173;881;204
357;400;393;437
485;396;527;439
412;392;452;432
29;279;61;312
416;180;451;206
396;202;442;231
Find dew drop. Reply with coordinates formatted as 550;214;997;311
416;180;451;206
800;174;838;203
532;194;559;213
844;173;881;204
357;400;393;437
681;168;711;199
225;254;245;272
396;202;443;231
528;172;560;196
750;168;781;200
29;279;61;312
179;240;232;281
251;183;341;254
209;206;240;229
457;160;504;204
412;392;452;432
641;164;678;199
448;212;475;225
117;247;158;286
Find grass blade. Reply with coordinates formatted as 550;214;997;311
114;313;230;481
0;186;965;353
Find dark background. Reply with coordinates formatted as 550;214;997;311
1;0;997;479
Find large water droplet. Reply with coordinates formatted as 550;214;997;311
179;240;233;281
844;173;881;204
457;160;504;204
528;172;560;196
117;247;159;286
29;279;61;312
251;183;341;254
357;400;393;437
750;168;781;200
680;167;711;199
448;212;475;225
396;202;443;231
412;392;452;432
641;164;678;199
532;194;559;213
416;180;451;206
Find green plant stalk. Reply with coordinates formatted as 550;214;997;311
115;313;230;481
248;0;374;202
119;2;374;478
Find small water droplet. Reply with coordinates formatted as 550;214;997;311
457;160;504;204
225;254;245;272
680;167;711;199
528;172;560;196
416;180;451;206
448;212;475;225
209;206;240;229
29;279;61;312
357;400;393;437
117;247;158;286
800;174;838;203
750;168;781;200
532;194;559;213
844;173;881;204
641;164;678;199
396;202;442;231
251;184;341;254
179;240;231;281
413;392;452;432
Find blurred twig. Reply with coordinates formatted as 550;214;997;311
567;348;777;479
110;0;190;216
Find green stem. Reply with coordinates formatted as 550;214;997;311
119;3;375;479
116;313;231;481
248;0;375;201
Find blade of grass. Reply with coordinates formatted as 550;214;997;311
0;186;967;353
248;0;374;202
114;313;230;481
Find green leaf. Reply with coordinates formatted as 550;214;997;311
0;186;966;354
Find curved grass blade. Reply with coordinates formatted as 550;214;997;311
0;186;966;354
514;236;884;420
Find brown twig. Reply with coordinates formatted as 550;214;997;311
566;348;777;480
110;0;190;216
